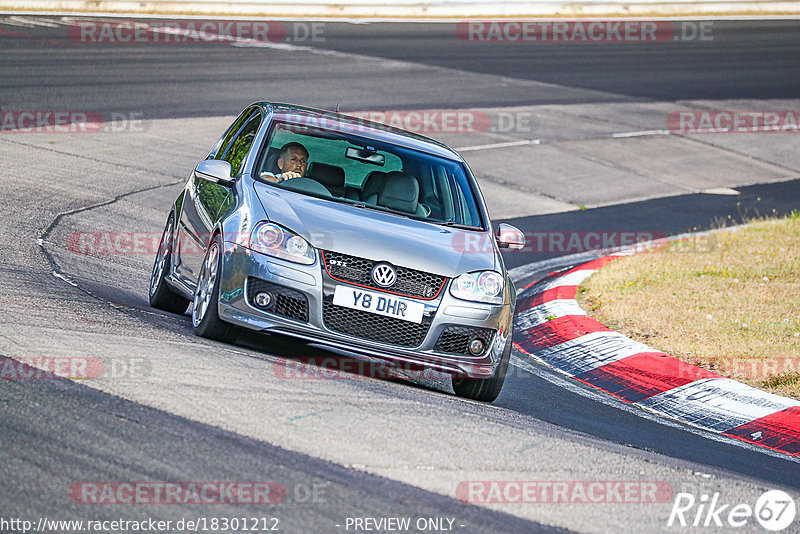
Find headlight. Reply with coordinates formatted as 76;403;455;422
449;271;504;304
249;222;315;265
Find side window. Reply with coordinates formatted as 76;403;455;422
221;112;262;176
213;110;251;160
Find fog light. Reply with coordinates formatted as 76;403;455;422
254;292;272;308
468;339;485;355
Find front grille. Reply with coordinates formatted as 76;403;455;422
246;278;309;323
322;301;430;348
322;250;446;299
434;326;495;356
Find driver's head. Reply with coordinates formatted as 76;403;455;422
277;142;309;176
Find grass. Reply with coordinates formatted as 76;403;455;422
577;212;800;400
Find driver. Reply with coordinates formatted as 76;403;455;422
263;142;309;183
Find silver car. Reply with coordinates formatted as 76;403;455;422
149;102;525;402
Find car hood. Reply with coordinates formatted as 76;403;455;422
253;182;497;278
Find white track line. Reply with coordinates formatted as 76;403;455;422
454;139;541;152
611;129;671;138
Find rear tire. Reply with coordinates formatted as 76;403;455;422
452;336;511;402
149;213;191;314
192;234;238;343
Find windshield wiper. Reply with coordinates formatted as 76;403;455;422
438;221;482;230
339;199;409;218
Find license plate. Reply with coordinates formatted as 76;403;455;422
332;285;425;324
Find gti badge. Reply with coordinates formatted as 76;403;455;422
371;263;397;288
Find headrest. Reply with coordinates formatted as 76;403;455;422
307;162;345;196
361;171;387;201
378;171;419;214
262;147;281;174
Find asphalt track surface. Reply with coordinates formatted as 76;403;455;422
1;20;799;116
1;16;799;534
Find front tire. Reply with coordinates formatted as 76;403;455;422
192;235;237;343
149;213;191;314
452;336;511;402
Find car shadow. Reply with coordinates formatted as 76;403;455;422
234;328;454;396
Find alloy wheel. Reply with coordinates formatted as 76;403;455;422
192;241;219;327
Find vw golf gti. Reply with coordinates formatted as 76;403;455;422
149;102;525;402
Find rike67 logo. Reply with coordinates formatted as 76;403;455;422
668;490;796;531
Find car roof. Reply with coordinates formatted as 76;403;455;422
252;102;464;161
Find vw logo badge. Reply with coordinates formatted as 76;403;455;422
371;263;397;288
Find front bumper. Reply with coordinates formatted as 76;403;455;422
216;242;513;378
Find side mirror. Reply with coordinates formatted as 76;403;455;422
495;223;525;250
195;160;234;187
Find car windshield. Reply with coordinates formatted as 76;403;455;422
255;121;484;229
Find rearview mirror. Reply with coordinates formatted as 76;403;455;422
495;223;525;250
195;160;234;187
345;146;385;166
